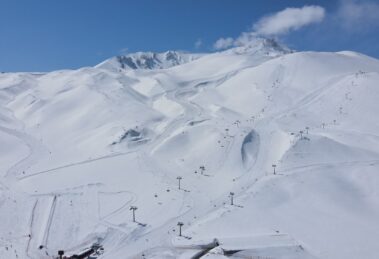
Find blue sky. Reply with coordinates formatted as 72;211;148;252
1;0;379;72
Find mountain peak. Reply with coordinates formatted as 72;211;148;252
225;37;292;56
96;50;204;71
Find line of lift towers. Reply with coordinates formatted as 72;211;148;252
57;164;279;258
126;165;246;238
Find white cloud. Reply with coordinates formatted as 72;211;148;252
253;6;325;36
213;5;325;50
194;39;203;49
336;0;379;30
213;37;234;50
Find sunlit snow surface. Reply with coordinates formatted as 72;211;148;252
1;41;379;258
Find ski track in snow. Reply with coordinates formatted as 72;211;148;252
41;195;57;249
0;125;49;183
17;150;137;181
25;199;38;259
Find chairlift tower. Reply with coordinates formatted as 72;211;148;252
176;176;182;190
272;164;277;175
177;222;184;236
229;192;235;205
130;206;138;222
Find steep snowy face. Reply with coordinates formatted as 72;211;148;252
96;50;204;71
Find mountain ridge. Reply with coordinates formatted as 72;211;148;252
95;38;291;71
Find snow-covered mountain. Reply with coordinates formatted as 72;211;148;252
1;39;379;259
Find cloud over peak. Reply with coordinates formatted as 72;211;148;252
214;5;325;50
213;37;234;50
253;5;325;36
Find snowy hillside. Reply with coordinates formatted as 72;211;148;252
1;38;379;259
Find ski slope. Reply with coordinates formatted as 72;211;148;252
0;39;379;258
